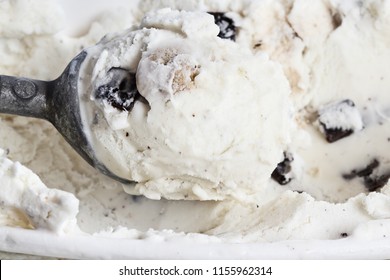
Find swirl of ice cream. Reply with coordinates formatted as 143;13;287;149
78;8;291;201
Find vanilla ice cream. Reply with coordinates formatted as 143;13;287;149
1;0;390;259
78;8;291;201
0;148;79;233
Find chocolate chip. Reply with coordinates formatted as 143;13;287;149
271;152;294;185
208;12;236;41
253;42;262;48
95;67;144;111
340;232;348;238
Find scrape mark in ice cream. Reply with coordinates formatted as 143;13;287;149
208;12;236;41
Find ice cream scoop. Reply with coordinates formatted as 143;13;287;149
0;9;291;202
76;9;291;201
0;51;133;184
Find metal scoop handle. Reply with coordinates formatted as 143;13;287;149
0;75;50;119
0;51;132;185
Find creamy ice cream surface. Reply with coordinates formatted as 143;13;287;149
1;0;390;259
0;149;79;233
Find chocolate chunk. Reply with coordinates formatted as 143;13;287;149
342;159;390;192
271;152;294;185
208;12;236;41
95;67;143;111
342;159;379;180
319;126;353;143
317;99;363;143
363;173;390;192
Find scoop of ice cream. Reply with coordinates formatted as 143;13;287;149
78;9;292;201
